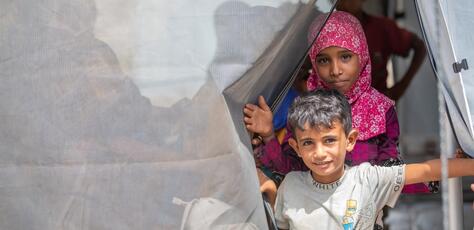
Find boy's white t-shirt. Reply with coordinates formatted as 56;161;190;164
274;163;405;230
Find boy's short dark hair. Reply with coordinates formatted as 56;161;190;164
287;89;352;136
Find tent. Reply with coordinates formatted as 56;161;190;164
1;0;472;229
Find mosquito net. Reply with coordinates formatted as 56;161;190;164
0;0;334;229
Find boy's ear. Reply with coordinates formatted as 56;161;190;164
345;129;359;152
288;137;301;157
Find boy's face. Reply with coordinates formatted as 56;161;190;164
289;120;358;184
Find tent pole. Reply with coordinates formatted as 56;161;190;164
447;178;464;230
439;83;464;230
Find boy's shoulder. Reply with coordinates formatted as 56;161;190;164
348;162;404;172
349;162;372;169
346;163;405;183
284;171;307;181
345;162;372;175
281;171;309;188
282;164;376;186
286;170;306;177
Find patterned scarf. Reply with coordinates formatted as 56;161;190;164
307;11;394;140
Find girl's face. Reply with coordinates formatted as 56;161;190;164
315;46;360;94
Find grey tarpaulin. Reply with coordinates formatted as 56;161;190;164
0;0;333;229
415;1;474;229
416;0;474;157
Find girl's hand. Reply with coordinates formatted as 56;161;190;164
243;96;274;139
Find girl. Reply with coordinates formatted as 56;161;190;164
244;11;430;193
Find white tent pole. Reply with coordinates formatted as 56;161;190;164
438;83;465;230
439;88;464;230
436;1;465;229
415;0;465;228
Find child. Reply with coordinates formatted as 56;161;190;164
274;89;474;229
335;0;427;101
244;11;430;193
251;57;312;209
306;10;401;168
272;55;312;142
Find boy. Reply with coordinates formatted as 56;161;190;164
275;89;474;230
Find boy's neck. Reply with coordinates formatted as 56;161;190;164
310;166;345;184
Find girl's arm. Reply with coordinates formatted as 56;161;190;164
405;158;474;185
377;106;400;162
258;135;306;174
257;168;277;208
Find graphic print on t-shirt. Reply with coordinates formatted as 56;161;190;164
342;199;357;230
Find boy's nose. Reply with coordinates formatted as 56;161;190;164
312;145;327;161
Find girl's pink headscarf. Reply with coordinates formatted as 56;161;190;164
307;11;394;140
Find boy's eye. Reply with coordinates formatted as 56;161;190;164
302;140;313;146
324;138;336;144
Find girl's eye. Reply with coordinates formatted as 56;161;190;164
316;57;329;65
341;53;352;62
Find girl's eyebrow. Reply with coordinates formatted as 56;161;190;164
338;49;353;54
